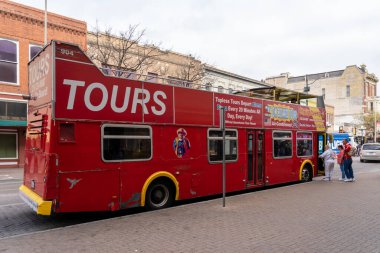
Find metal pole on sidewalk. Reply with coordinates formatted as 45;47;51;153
219;106;226;207
44;0;47;45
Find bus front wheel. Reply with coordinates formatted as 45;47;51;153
301;165;313;182
145;179;174;210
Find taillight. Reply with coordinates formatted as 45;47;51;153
41;114;48;150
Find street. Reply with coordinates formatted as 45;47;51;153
0;168;140;239
0;157;380;252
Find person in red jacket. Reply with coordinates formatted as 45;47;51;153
342;139;355;182
336;145;346;180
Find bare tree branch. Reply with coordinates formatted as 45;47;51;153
88;23;168;78
174;55;205;83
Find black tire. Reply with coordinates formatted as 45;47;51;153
301;165;312;182
360;159;363;163
145;179;174;210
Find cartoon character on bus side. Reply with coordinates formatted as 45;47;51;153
173;128;191;158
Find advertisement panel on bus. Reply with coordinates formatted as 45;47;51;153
28;45;52;107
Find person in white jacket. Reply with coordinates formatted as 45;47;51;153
319;145;336;181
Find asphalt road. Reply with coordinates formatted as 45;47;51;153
0;157;379;240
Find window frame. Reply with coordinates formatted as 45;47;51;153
0;131;18;160
207;128;238;164
0;99;27;121
272;130;293;159
146;72;158;82
296;131;313;158
168;76;192;88
0;38;19;85
101;124;153;163
29;44;43;61
346;85;350;97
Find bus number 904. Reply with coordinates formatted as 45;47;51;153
60;49;74;56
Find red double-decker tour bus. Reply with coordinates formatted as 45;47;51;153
20;41;328;215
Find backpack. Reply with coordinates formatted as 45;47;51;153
347;146;357;156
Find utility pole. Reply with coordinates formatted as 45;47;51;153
44;0;47;45
218;105;226;207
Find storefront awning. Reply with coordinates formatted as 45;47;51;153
0;120;27;126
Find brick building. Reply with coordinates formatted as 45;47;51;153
0;0;87;168
87;32;204;89
265;65;378;135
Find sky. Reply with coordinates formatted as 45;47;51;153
12;0;380;94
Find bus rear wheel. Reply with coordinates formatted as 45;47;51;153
301;166;312;182
145;179;174;210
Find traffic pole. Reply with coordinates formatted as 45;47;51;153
219;105;226;207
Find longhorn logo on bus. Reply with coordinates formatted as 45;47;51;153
63;79;167;116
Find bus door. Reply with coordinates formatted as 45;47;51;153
247;130;265;186
317;133;325;175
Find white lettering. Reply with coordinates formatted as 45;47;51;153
151;91;167;116
84;83;108;111
63;79;85;109
110;85;131;113
131;88;150;114
62;79;168;116
29;54;50;95
44;54;50;76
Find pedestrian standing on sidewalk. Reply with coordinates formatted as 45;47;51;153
336;145;346;181
319;144;336;181
342;139;355;182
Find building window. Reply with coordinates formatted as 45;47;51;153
146;72;158;82
101;64;136;79
296;132;313;157
370;102;374;112
205;83;212;91
29;44;43;60
0;100;27;122
0;132;18;159
168;76;191;88
346;85;350;97
218;86;224;93
322;88;325;100
273;131;292;158
208;129;238;162
102;124;152;162
0;38;18;84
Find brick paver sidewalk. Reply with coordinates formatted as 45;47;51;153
1;167;379;253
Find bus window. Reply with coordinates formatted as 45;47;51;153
101;124;152;162
208;129;238;162
296;132;313;157
273;131;292;158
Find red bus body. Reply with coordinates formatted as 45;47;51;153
19;41;327;215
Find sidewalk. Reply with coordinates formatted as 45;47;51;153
0;168;23;181
0;163;379;253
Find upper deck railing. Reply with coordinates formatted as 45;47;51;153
99;67;324;108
